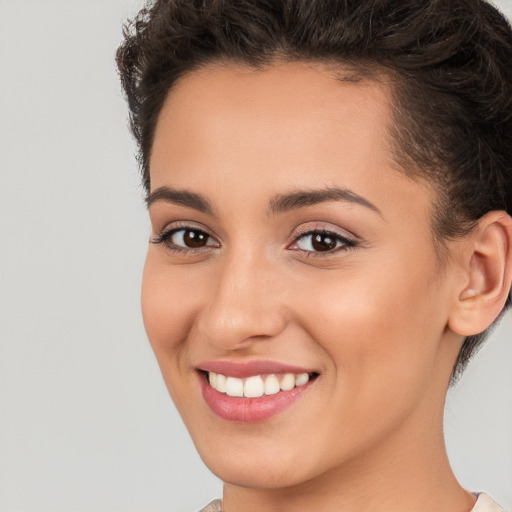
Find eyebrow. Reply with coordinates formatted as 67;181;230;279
268;187;381;216
146;186;214;215
146;185;381;217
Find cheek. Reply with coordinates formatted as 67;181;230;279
293;253;446;403
286;264;446;459
141;255;207;418
141;255;198;362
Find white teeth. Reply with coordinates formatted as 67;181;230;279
244;376;264;398
226;376;244;397
207;371;313;396
264;374;280;395
295;373;309;386
280;373;296;391
216;373;227;393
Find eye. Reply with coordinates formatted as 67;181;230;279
152;226;219;251
290;229;356;254
170;228;216;249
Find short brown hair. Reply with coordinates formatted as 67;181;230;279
117;0;512;379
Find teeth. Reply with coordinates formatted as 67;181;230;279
207;371;313;397
216;373;227;393
264;374;280;395
244;376;264;398
225;376;244;397
295;373;309;386
280;373;296;391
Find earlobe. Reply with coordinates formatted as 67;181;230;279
449;211;512;337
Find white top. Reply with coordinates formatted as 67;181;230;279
199;493;506;512
472;493;507;512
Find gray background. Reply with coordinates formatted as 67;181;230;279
0;1;511;510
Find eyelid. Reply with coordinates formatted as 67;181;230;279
150;220;357;257
151;221;221;249
287;224;358;254
152;220;217;238
291;222;357;242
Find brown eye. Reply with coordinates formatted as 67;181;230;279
181;229;210;248
292;230;355;254
311;233;337;252
168;228;217;249
151;227;219;251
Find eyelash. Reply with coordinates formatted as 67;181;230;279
151;225;218;254
288;228;357;256
151;225;357;256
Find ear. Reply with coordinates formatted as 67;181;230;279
448;211;512;337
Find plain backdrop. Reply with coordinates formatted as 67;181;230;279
0;1;511;511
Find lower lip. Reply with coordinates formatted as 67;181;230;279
199;373;314;422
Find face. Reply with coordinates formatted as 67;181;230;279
142;62;461;490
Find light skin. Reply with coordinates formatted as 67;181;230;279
142;61;512;512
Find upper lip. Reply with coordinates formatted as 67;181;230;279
197;360;316;378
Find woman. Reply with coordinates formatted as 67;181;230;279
116;0;512;510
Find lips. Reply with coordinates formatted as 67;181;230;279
197;361;318;422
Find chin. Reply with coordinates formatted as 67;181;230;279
183;422;307;488
201;449;314;490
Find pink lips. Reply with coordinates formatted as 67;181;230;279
197;360;316;422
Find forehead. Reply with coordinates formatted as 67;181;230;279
154;61;393;142
166;60;389;117
152;62;396;178
149;61;433;223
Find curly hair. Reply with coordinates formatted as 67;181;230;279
116;0;512;380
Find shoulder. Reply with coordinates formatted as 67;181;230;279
471;493;508;512
198;499;223;512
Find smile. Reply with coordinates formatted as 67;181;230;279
207;371;312;398
197;362;319;422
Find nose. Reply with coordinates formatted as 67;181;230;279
197;251;288;351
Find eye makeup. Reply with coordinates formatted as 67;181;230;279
288;227;357;256
151;220;358;259
151;224;220;254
